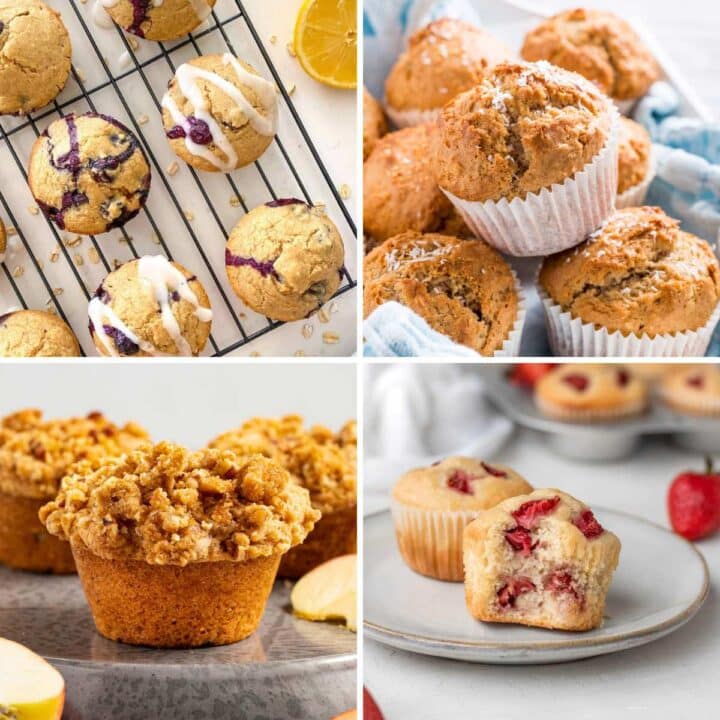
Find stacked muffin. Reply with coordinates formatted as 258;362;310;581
363;10;720;357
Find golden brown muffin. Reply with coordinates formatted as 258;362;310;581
385;18;514;124
0;310;81;357
210;416;357;579
617;117;652;194
0;409;148;573
40;442;319;646
539;207;720;338
363;86;388;160
392;456;533;581
660;365;720;416
363;124;467;249
102;0;217;41
0;217;6;259
364;232;520;355
435;61;611;202
521;8;660;103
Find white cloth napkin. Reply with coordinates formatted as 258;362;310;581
364;365;515;513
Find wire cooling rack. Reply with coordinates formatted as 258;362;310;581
0;0;357;357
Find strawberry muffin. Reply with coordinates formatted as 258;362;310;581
392;457;532;581
464;489;621;630
660;365;720;417
385;18;513;128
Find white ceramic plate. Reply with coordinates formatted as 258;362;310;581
364;509;709;664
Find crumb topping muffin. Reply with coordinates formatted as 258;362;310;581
521;8;659;102
435;61;611;202
162;53;277;172
363;124;468;249
660;365;720;416
0;0;72;115
28;113;151;235
40;441;320;566
0;309;80;357
535;364;648;420
102;0;217;41
617;117;652;195
539;207;720;338
385;18;513;120
89;255;212;357
0;409;148;501
364;232;520;356
363;86;387;160
225;200;345;322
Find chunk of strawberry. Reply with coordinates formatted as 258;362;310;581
512;496;560;530
507;363;556;389
562;374;589;391
481;461;507;478
573;509;605;539
497;577;536;608
446;469;474;494
545;570;580;600
504;527;537;556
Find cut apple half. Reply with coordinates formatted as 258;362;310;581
291;554;357;631
0;638;65;720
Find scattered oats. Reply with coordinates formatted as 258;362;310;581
167;161;179;176
250;351;261;357
287;82;296;96
28;205;39;215
184;210;194;221
76;69;86;83
322;331;340;344
314;201;326;209
49;249;59;263
117;235;128;244
80;0;87;4
137;113;149;125
294;349;305;357
239;312;247;319
65;235;82;248
287;43;296;58
12;265;24;278
339;183;351;199
151;233;161;245
128;37;139;51
317;307;330;323
7;226;16;236
37;261;43;270
74;253;84;266
113;258;122;269
88;247;100;264
329;301;338;314
270;34;277;44
229;194;243;207
302;323;314;339
53;287;64;296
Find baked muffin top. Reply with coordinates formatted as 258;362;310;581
661;365;720;403
0;309;81;357
393;456;532;512
539;207;720;337
363;124;467;248
363;86;388;160
0;409;148;500
617;117;652;194
535;364;648;413
385;18;514;113
435;61;612;202
210;415;357;515
364;232;519;356
521;8;659;101
39;441;320;566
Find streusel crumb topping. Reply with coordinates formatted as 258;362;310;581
210;416;357;515
39;441;318;566
0;409;148;500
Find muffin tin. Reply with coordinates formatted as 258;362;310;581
0;0;357;356
481;366;720;460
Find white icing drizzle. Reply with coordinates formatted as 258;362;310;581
88;296;163;357
161;53;277;171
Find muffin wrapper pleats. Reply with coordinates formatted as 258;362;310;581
535;394;649;422
537;282;720;357
441;103;620;257
614;98;638;116
384;103;442;129
391;501;478;582
493;270;526;357
616;145;657;209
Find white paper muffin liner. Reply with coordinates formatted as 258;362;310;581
537;283;720;357
659;390;720;417
391;501;478;582
615;98;638;116
535;395;649;422
441;104;620;256
493;270;526;357
616;145;658;209
384;103;442;129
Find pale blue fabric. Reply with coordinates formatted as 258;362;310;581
363;0;720;357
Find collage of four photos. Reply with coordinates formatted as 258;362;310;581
0;0;719;718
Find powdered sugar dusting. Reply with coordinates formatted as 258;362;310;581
384;241;453;272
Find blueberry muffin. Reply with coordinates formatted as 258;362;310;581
364;232;522;356
162;53;278;172
392;456;532;581
210;415;357;579
40;442;319;646
464;489;621;630
101;0;216;41
363;124;468;251
616;117;654;207
29;113;151;235
385;18;513;127
225;200;344;322
660;365;720;417
0;309;80;357
89;255;212;357
521;8;660;109
0;0;71;115
363;86;387;160
0;409;148;574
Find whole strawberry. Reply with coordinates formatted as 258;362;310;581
667;458;720;541
508;363;557;389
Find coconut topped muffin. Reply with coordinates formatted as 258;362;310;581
385;18;514;126
40;441;320;566
617;117;652;195
393;456;532;512
363;86;387;160
539;207;720;338
0;409;148;500
435;61;612;203
521;8;659;104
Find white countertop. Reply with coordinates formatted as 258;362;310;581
364;428;720;718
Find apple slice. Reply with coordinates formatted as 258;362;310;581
291;554;357;631
0;638;65;720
